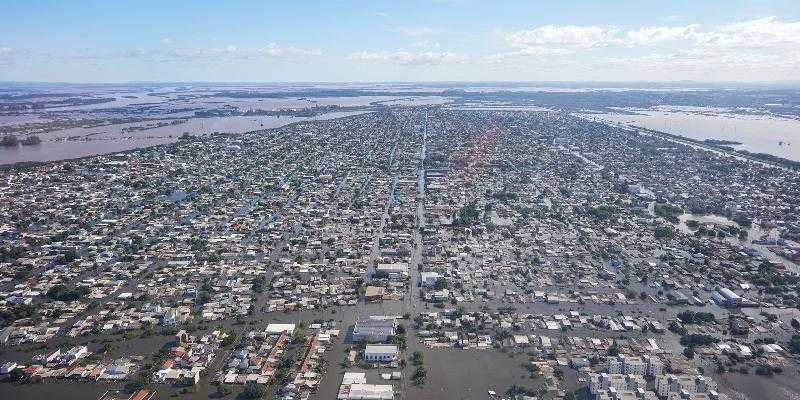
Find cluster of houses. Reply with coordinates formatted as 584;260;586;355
152;330;227;386
215;324;294;386
0;346;139;383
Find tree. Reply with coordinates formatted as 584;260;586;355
46;284;89;301
251;275;267;293
789;335;800;354
607;342;620;357
680;334;719;347
669;321;688;335
412;366;427;385
21;135;41;146
221;331;237;347
683;346;695;359
217;384;233;397
411;351;424;366
654;226;675;239
0;135;19;147
388;335;407;351
243;382;268;399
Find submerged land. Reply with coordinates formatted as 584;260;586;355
1;84;800;400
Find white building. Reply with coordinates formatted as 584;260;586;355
655;374;717;398
375;263;409;279
644;355;663;377
608;355;661;377
265;323;296;335
364;345;399;363
352;316;397;342
338;372;394;400
589;373;651;398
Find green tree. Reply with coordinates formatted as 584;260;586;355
242;382;268;399
411;351;424;366
412;366;427;385
607;342;620;357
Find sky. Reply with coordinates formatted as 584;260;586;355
1;0;799;83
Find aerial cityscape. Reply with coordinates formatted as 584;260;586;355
2;2;800;400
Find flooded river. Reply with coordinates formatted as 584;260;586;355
588;108;800;162
0;111;369;165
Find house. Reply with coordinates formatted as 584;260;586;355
713;287;742;307
375;263;409;279
419;272;442;287
0;362;18;375
364;345;399;363
364;286;386;302
62;346;89;365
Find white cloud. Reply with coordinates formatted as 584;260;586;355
692;16;800;49
110;43;323;63
370;11;390;18
411;40;441;49
161;38;174;45
484;47;572;66
596;47;800;79
259;43;322;57
0;47;16;65
349;50;467;65
505;17;800;51
161;44;320;61
394;26;440;37
625;25;698;45
123;48;159;58
506;25;620;49
487;17;800;79
167;46;240;59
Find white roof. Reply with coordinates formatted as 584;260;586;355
265;323;296;334
347;383;394;399
365;344;399;354
342;372;367;385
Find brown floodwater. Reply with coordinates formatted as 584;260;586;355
0;111;369;165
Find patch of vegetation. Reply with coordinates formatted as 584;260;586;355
453;200;480;226
677;310;716;324
412;366;427;385
588;205;617;221
654;202;683;224
680;334;719;347
46;284;90;302
242;382;268;399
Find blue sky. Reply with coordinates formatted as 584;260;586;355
1;0;799;82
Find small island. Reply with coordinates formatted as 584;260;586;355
21;135;42;146
704;138;743;146
0;135;19;147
